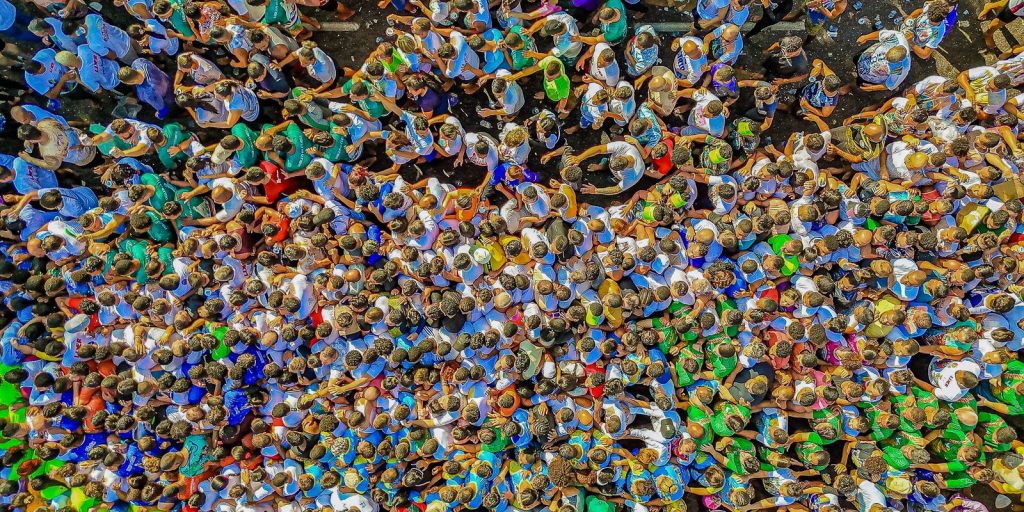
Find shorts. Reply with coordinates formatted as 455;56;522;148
996;3;1023;23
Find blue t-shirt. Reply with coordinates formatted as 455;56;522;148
18;104;68;125
132;58;173;117
480;29;509;73
25;48;68;97
0;0;18;31
8;156;59;193
17;205;59;241
37;186;99;218
85;13;132;58
76;44;121;92
45;16;87;51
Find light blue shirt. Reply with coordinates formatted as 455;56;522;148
85;13;132;58
76;44;121;92
0;0;16;31
25;49;67;97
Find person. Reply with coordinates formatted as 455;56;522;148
856;29;913;91
2;1;1022;512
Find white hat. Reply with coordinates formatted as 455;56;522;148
64;314;90;334
473;247;491;265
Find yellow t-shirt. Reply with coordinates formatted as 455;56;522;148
864;293;901;338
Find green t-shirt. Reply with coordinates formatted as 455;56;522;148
889;393;921;434
379;49;409;74
724;437;755;474
231;123;261;168
290;88;331;131
273;122;313;172
585;496;614;512
341;79;386;119
808;408;842;446
979;411;1013;452
481;426;509;453
322;121;353;162
715;299;739;337
167;0;195;38
157;123;190;169
538;56;570;102
508;26;537;71
881;445;911;470
795;442;828;471
711;402;751;437
118;238;151;284
706;335;737;379
146;211;176;243
156;246;175;276
141;173;177;211
942;472;976;489
674;345;703;387
653;317;677;354
600;0;628;44
687;405;713;446
767;234;799;275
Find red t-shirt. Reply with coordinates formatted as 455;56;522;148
66;296;101;331
652;134;675;175
259;160;304;203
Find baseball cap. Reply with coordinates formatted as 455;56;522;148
64;313;90;334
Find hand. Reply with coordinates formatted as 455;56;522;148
857;34;872;45
454;154;464;167
581;184;598;194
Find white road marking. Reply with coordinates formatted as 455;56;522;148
319;22;360;31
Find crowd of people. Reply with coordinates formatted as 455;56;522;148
2;0;1024;510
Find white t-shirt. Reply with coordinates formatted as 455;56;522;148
211;177;244;221
927;358;981;401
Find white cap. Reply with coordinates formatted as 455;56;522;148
64;313;90;334
473;247;491;265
